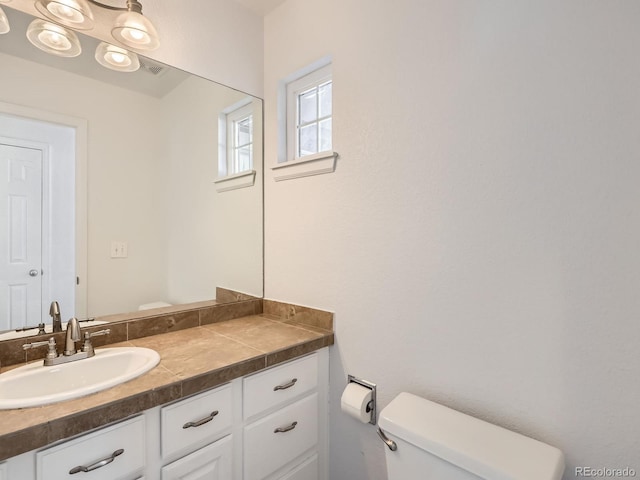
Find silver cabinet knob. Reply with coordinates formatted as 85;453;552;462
29;269;39;277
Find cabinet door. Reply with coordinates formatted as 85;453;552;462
161;436;232;480
244;393;318;480
277;455;318;480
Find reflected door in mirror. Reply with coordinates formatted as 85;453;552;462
0;143;42;331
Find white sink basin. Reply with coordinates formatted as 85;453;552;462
0;347;160;410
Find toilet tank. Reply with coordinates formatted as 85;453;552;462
378;393;564;480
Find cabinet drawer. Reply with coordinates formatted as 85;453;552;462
244;393;318;480
37;415;145;480
161;383;232;459
278;454;318;480
161;436;232;480
244;353;318;419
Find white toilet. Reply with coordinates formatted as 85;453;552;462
378;392;564;480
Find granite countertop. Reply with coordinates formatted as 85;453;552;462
0;313;334;461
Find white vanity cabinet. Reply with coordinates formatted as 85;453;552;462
243;352;326;480
1;348;329;480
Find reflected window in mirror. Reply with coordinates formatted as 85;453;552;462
219;98;254;177
228;102;253;174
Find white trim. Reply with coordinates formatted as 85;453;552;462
219;97;256;178
286;64;332;162
214;170;256;192
0;101;88;319
227;103;254;175
271;151;338;182
277;57;332;164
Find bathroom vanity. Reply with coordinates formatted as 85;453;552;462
0;300;333;480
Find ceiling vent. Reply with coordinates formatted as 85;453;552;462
139;58;167;77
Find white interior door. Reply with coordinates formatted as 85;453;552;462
0;143;43;331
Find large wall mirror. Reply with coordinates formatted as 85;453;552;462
0;5;263;339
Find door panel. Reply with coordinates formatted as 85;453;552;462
0;143;43;330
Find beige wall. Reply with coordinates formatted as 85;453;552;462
141;0;264;97
263;1;640;478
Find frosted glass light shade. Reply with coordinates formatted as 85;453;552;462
26;19;81;57
95;42;139;72
35;0;94;30
0;7;9;34
112;10;159;51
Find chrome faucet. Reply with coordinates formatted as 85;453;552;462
50;301;62;333
22;317;110;366
63;316;82;356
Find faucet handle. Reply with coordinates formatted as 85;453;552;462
85;329;111;339
22;339;50;351
23;338;58;361
82;329;111;356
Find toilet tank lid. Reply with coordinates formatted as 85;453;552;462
378;393;564;480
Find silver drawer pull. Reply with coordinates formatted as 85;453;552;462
69;448;124;474
274;421;298;433
183;410;219;429
273;378;298;391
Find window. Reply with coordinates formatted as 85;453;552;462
286;63;332;161
226;102;253;175
273;60;337;181
215;99;256;192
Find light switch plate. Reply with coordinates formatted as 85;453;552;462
110;241;128;258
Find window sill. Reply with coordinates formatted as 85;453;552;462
214;170;256;192
271;151;338;181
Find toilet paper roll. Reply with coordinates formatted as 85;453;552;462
341;382;373;423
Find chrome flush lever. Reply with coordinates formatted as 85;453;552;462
377;427;397;451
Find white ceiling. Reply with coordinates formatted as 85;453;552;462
232;0;287;16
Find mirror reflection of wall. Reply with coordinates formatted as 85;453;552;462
0;7;263;331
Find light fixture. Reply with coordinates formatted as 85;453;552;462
0;7;9;34
34;0;94;30
109;0;159;51
26;18;81;57
19;0;159;70
95;41;139;72
32;0;158;51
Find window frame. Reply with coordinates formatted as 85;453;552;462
215;98;257;192
273;59;337;181
286;63;332;163
226;102;253;176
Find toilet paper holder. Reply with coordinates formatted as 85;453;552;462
347;375;377;425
